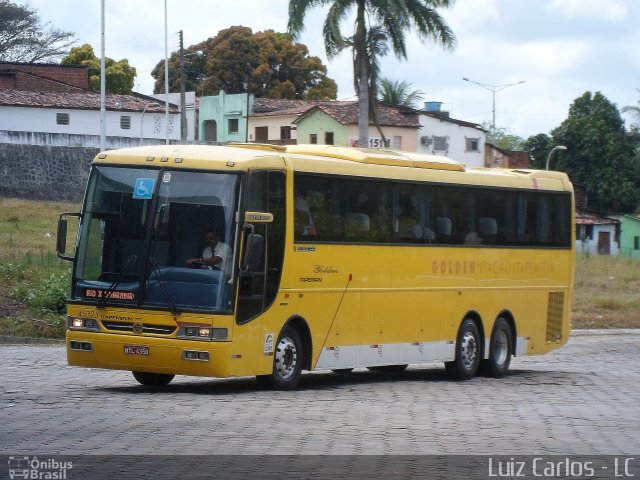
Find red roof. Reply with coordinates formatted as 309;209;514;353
0;88;176;113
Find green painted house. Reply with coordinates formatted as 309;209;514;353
199;91;253;143
619;214;640;259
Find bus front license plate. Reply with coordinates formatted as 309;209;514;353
124;345;149;355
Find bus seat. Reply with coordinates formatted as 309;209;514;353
477;217;497;236
436;217;452;236
346;212;370;232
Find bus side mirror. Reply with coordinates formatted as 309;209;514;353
242;233;264;271
57;213;80;261
56;218;67;255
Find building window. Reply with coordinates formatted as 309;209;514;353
56;113;69;125
310;134;318;144
325;132;334;145
465;137;480;152
281;126;292;140
433;136;449;151
634;235;639;250
228;118;239;134
392;136;402;150
120;115;131;130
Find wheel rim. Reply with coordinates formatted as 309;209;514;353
275;336;297;380
493;329;509;366
460;331;478;370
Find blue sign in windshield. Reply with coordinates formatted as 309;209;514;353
133;178;156;199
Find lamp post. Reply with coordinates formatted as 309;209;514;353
462;77;525;129
140;102;160;144
545;145;567;170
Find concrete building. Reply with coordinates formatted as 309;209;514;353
0;61;180;149
416;102;487;167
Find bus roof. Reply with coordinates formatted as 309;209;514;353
92;144;572;193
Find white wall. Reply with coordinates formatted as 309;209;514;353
416;114;485;167
0;105;181;147
151;92;197;142
575;224;619;256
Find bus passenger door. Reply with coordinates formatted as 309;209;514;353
231;170;285;376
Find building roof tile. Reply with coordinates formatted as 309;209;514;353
0;88;176;113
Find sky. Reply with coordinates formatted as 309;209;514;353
17;0;640;138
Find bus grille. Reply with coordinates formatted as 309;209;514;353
546;292;564;343
102;321;176;335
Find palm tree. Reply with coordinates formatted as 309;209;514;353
378;78;425;108
288;0;455;147
622;89;640;123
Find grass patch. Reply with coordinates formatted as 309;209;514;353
572;254;640;329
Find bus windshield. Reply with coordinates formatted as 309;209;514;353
73;166;239;313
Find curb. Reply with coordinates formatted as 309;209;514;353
0;335;64;345
570;328;640;336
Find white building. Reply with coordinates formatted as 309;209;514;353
416;102;486;168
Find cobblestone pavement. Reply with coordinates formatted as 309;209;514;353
1;332;639;456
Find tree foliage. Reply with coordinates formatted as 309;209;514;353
0;0;75;62
622;89;640;126
151;27;337;100
484;123;525;151
61;44;137;94
551;91;639;212
522;133;553;169
378;78;424;109
288;0;455;147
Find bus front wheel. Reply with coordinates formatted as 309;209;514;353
445;319;481;380
256;325;303;390
479;318;513;378
132;371;175;386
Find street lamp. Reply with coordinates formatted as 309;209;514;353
140;102;160;144
462;77;526;129
545;145;567;170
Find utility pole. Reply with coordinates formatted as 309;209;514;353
179;30;187;142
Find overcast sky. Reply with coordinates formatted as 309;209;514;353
19;0;640;138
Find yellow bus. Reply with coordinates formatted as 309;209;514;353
57;144;575;389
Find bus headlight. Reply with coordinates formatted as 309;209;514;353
67;316;99;331
178;326;228;341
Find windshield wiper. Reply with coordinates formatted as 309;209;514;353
97;254;138;309
148;258;181;316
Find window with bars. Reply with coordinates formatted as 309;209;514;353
56;113;69;125
120;115;131;130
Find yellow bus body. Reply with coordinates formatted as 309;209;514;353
65;144;574;383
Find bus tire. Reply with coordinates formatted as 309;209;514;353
132;371;174;386
445;319;481;380
256;325;303;390
479;318;513;378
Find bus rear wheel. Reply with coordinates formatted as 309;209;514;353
445;319;481;380
132;371;175;386
479;318;513;378
256;325;303;390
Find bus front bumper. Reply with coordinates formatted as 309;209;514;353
66;330;232;377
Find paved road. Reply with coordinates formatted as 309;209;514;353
1;332;639;459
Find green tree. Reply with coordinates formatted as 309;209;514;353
61;44;136;94
288;0;455;147
551;91;639;212
151;27;337;100
0;0;75;62
484;122;525;151
522;133;553;169
378;78;424;108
